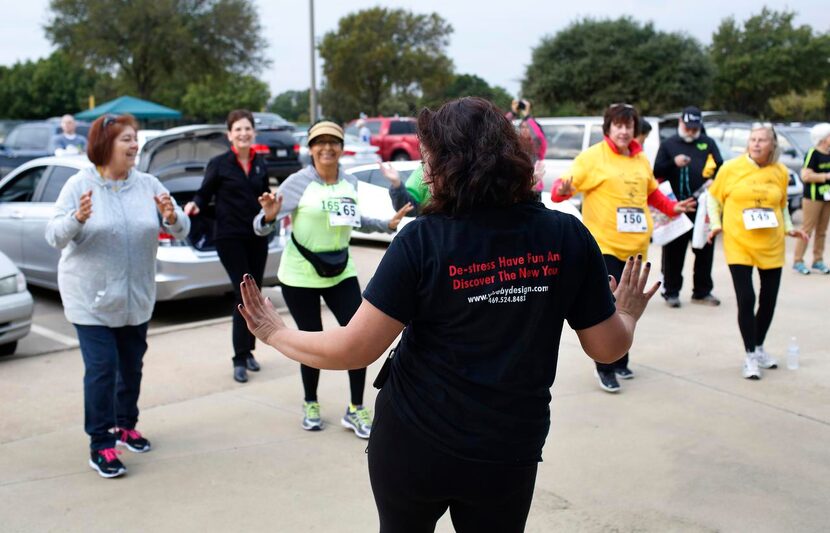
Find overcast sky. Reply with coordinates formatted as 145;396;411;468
1;0;828;99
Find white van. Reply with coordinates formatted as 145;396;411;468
532;116;661;192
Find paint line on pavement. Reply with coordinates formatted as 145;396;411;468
29;324;79;348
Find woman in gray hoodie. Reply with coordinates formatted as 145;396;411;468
45;114;189;478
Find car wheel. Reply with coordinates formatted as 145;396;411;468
391;151;410;162
0;341;17;356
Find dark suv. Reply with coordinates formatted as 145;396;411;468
0;119;90;178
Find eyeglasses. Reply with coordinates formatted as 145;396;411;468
310;140;342;147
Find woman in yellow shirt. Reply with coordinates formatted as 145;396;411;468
707;124;808;380
552;103;695;392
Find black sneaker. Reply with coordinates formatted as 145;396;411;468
89;448;127;478
114;428;152;453
615;367;635;380
246;355;261;372
595;370;620;393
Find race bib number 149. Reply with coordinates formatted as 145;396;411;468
742;208;778;230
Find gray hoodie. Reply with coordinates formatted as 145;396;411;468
45;166;189;327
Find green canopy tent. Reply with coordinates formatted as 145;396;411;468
75;96;182;121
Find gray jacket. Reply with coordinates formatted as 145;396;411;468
45;166;190;327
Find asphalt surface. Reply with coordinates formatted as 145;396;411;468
1;236;828;532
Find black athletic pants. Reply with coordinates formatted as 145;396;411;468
596;254;629;372
281;277;366;406
661;227;715;298
728;265;782;353
215;237;269;367
368;388;538;533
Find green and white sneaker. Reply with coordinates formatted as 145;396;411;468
302;401;322;431
341;405;372;439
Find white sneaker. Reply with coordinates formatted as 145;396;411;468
742;353;761;380
754;347;778;369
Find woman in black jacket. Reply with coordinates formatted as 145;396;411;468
185;109;273;383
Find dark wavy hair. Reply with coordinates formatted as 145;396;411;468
418;97;534;216
602;103;640;136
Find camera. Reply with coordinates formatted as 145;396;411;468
517;100;527;111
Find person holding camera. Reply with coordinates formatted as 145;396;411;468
653;106;724;308
253;120;411;438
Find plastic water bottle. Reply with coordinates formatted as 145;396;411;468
786;337;800;370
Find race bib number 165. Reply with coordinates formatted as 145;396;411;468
323;197;360;227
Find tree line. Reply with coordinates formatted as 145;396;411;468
0;4;827;123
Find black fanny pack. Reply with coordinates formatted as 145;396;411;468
291;232;349;277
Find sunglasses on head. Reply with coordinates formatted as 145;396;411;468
609;103;634;110
102;114;118;129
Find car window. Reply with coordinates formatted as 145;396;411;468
542;124;585;159
5;125;51;150
388;121;416;135
705;126;724;142
366;121;382;134
777;134;793;151
588;125;604;146
38;165;77;202
0;165;48;202
726;128;749;155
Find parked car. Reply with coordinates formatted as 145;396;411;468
253;112;296;131
0;128;285;300
703;122;804;212
0;120;25;144
0;119;91;178
0;249;33;356
531;116;661;194
293;131;382;170
344;117;420;161
344;160;582;244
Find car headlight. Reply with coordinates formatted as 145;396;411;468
0;273;24;296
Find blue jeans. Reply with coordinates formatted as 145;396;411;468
74;323;148;451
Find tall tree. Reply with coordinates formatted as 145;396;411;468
522;17;712;116
45;0;269;104
710;8;830;117
318;8;453;120
0;52;106;119
180;74;270;122
270;90;310;123
422;73;513;111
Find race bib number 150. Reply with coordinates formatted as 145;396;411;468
617;207;648;233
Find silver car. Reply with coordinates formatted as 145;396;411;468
0;128;285;300
0;249;33;355
293;131;382;170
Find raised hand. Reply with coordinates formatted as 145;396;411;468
238;273;285;343
75;190;93;223
556;177;575;198
673;197;697;214
610;254;660;322
154;193;177;225
379;163;402;188
258;192;282;222
388;203;414;230
183;201;200;217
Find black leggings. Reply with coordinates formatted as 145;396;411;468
368;388;537;533
281;277;366;405
215;237;269;366
596;254;629;372
728;265;782;352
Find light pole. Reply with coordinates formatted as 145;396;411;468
309;0;318;123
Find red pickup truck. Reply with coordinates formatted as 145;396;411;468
344;117;420;162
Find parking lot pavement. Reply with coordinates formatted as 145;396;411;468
0;239;828;532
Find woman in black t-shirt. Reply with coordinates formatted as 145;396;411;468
184;109;274;383
793;123;830;275
238;98;660;533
